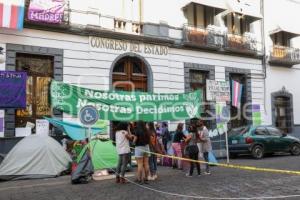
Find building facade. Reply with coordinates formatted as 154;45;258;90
263;0;300;135
0;0;266;157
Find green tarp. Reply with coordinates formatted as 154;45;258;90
50;80;202;122
79;140;118;170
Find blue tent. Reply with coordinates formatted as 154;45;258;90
45;117;105;140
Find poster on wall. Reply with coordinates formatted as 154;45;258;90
252;104;262;126
0;71;27;108
28;0;65;24
15;127;31;137
0;110;4;137
216;102;230;134
206;80;230;102
36;119;50;136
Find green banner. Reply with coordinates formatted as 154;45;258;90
50;81;203;122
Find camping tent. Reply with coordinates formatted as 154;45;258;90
0;135;72;181
78;139;118;170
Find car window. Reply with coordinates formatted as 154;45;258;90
266;127;281;136
255;127;268;135
229;126;250;135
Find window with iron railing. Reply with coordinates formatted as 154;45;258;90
270;45;300;62
183;24;227;48
226;33;257;53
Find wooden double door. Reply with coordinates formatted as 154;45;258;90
112;56;148;92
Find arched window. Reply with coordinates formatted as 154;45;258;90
112;56;148;92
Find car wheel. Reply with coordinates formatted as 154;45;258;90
251;145;264;159
290;143;300;156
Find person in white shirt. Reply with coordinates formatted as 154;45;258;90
115;122;135;184
198;120;212;175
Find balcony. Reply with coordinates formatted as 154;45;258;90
114;19;143;35
183;25;226;50
224;33;260;55
269;46;300;67
183;25;261;56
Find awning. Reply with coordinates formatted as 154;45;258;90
269;26;300;40
182;0;227;15
222;2;262;23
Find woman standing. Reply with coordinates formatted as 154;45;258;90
198;120;212;175
133;121;151;184
115;122;135;184
184;121;201;177
172;123;186;170
147;122;161;180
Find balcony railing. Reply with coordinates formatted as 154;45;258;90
183;24;226;50
183;25;261;56
114;18;143;35
269;45;300;67
224;33;260;55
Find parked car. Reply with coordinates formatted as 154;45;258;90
228;125;300;159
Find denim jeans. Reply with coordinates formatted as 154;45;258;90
203;152;210;173
149;154;157;175
116;153;129;178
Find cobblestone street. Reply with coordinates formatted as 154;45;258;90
1;155;300;200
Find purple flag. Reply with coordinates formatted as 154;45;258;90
0;71;27;108
0;118;3;132
28;0;65;24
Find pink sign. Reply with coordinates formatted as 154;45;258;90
28;0;65;24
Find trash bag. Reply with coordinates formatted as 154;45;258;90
71;148;94;184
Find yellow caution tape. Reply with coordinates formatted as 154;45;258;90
130;146;300;176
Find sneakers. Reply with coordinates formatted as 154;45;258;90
203;171;211;175
185;173;192;177
148;174;158;181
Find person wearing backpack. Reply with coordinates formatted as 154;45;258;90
184;120;201;177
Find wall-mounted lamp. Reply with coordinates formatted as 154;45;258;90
0;47;5;64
